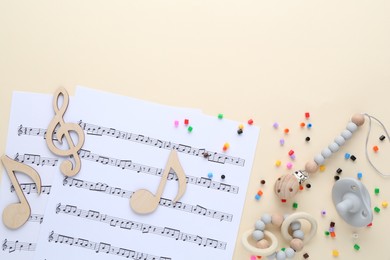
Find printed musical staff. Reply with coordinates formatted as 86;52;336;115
47;231;171;260
56;203;227;250
29;214;44;224
80;149;239;194
11;183;51;195
17;123;245;166
14;153;58;167
63;177;233;222
2;239;36;253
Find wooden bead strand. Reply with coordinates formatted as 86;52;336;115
275;113;365;202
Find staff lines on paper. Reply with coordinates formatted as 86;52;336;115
79;149;239;194
48;231;171;260
14;151;239;194
63;177;233;222
56;203;227;250
29;214;44;224
14;152;58;167
18;123;245;167
2;239;36;253
11;182;51;195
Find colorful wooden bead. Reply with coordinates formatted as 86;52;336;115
346;122;358;132
271;214;284;227
290;238;304;252
351;114;365;126
256;239;270;249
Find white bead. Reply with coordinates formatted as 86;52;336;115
347;122;358;132
314;154;325;165
328;142;340;152
276;251;287;260
321;148;332;158
290;221;301;231
334;135;346;146
261;214;272;224
252;230;264;241
255;220;266;230
292;229;305;239
267;252;276;259
341;129;353;140
285;247;295;258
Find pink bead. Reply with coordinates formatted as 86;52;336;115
174;120;179;127
287;162;293;169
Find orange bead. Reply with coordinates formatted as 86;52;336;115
257;190;263;196
373;145;379;152
300;122;306;127
330;232;336;238
284;128;290;134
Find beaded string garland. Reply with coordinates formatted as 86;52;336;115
242;212;317;259
274;113;390;203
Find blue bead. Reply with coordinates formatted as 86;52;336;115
357;172;363;179
208;172;213;179
344;153;351;159
255;194;261;200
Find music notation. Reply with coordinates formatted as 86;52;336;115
11;183;52;195
63;177;233;222
48;231;172;260
79;149;239;194
18;123;245;166
29;214;44;224
56;203;227;250
2;239;36;253
14;153;58;167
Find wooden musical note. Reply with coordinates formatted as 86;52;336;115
1;155;42;229
46;87;85;177
130;150;187;214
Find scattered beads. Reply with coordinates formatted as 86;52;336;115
257;190;263;196
174;120;179;127
334;175;340;181
273;122;279;129
382;201;388;208
218;113;223;119
239;124;244;130
303;253;310;259
306;183;311;189
255;194;261;200
321;210;326;216
184;119;189;125
202;152;210;158
330;222;335;227
292;202;298;209
344;153;351;159
221;174;225;180
305;112;310;119
375;188;380;195
187;126;193;132
300;122;306;128
207;172;213;179
352;233;359;240
288;150;294;156
350;155;357;161
324;231;330;236
332;249;339;257
238;128;243;135
373;145;379;152
330;232;336;238
307;123;312;129
357;172;363;180
250;256;257;260
336;168;342;174
260;180;266;185
353;244;360;251
374;206;381;213
280;138;285;145
379;135;386;141
305;136;310;142
275;160;282;167
319;165;326;172
284;128;290;134
248;119;254;125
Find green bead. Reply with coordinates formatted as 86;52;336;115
325;231;330;236
281;247;286;251
188;126;193;132
218;113;223;119
353;244;360;250
374;206;380;213
292;202;298;209
375;188;380;195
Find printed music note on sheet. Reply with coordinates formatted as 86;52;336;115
1;155;42;229
130;150;187;214
45;87;85;177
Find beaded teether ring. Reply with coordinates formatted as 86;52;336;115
242;212;317;259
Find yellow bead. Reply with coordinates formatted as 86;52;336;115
238;124;244;130
382;201;388;208
332;250;339;257
275;160;282;167
319;165;326;172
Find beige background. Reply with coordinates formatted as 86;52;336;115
1;1;390;259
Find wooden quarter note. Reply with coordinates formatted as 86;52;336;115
46;87;85;177
130;150;187;214
1;155;42;229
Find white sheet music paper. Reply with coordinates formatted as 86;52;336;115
33;87;260;260
0;92;60;259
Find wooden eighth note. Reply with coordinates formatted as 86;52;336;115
130;150;187;214
1;155;42;229
46;87;85;177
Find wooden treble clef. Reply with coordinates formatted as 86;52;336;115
46;87;85;177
